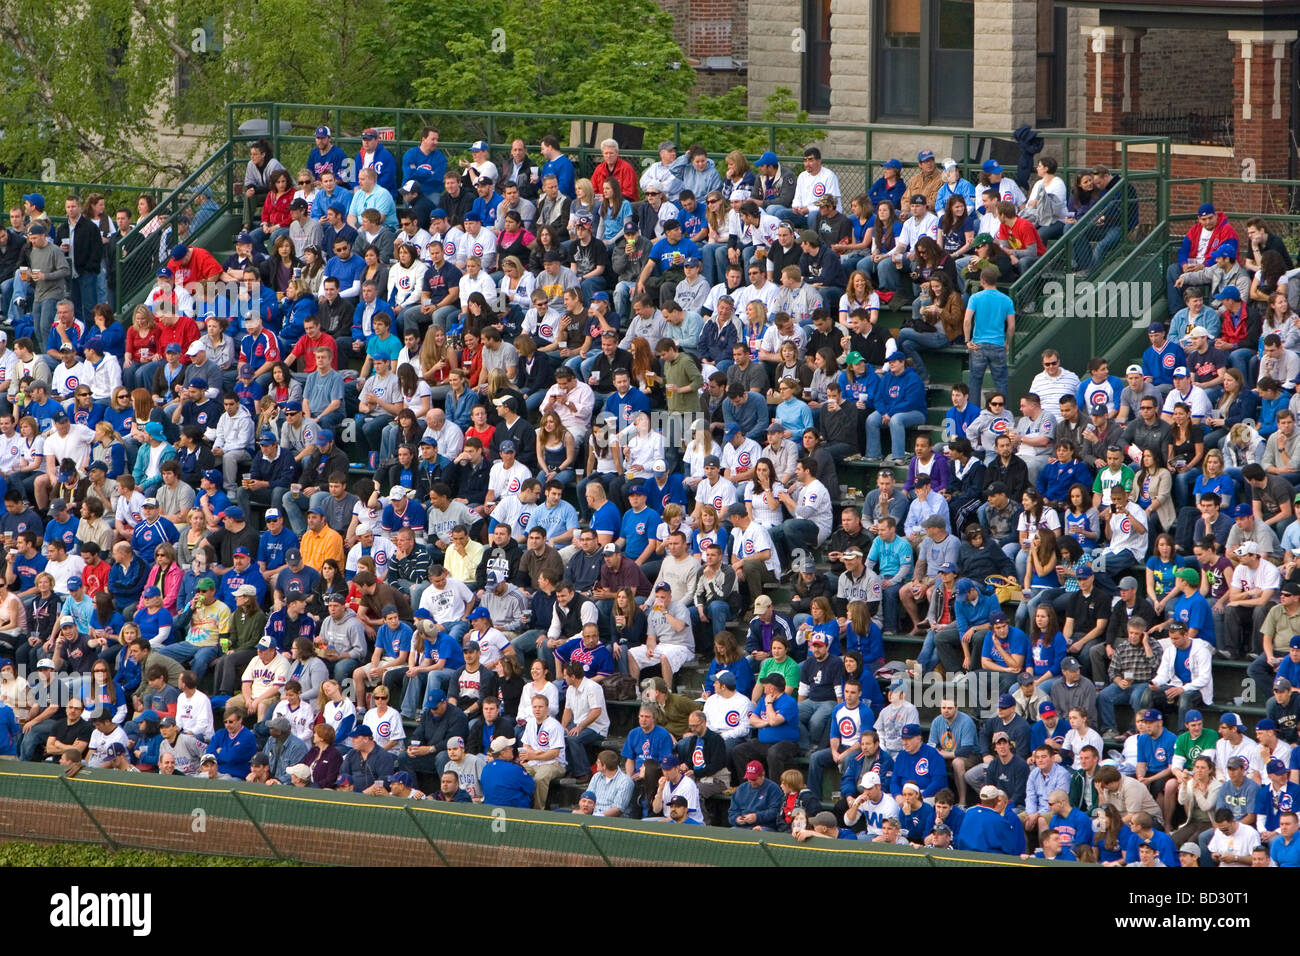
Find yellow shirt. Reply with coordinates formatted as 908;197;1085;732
188;599;232;647
301;526;345;572
444;540;485;585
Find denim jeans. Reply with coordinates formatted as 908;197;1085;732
896;326;952;381
865;408;925;460
875;255;914;294
564;725;604;776
807;747;848;804
798;698;837;750
159;642;223;682
1074;224;1122;274
35;298;59;347
967;344;1008;399
1097;680;1149;731
764;206;806;228
400;668;453;717
689;601;733;640
69;272;99;325
281;490;331;536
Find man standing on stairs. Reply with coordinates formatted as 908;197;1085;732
963;267;1014;401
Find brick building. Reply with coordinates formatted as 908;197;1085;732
740;0;1298;210
657;0;750;96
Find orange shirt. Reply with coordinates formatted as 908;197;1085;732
300;525;344;572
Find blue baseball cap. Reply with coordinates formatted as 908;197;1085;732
188;376;207;390
139;710;160;723
235;231;254;245
169;244;188;261
591;291;610;302
425;689;447;708
1215;285;1241;302
462;210;482;223
1229;503;1252;518
467;607;491;621
981;159;1002;174
202;469;222;484
1219;712;1241;728
1184;710;1203;722
156;266;173;279
1258;718;1278;731
284;400;302;413
165;342;181;353
67;576;82;591
935;562;957;574
917;149;935;163
143;422;166;442
232;546;251;557
1075;565;1094;578
882;158;902;170
1147;322;1165;334
351;725;374;738
1141;709;1163;721
316;429;334;444
386;771;414;788
420;435;438;447
223;506;245;521
22;192;44;211
258;431;277;445
997;694;1015;709
1197;203;1215;216
627;484;647;497
141;586;162;599
308;505;326;516
723;424;741;440
314;125;332;138
900;723;922;738
1269;758;1288;775
756;151;779;168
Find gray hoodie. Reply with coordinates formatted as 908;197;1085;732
26;240;70;304
481;582;529;632
319;608;366;662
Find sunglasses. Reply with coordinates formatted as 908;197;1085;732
298;180;311;185
989;400;1004;407
1042;360;1058;367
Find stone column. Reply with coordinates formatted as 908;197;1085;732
827;0;871;129
972;0;1037;130
746;0;804;115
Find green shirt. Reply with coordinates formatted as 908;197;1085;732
1092;465;1135;505
1173;728;1220;771
662;353;704;413
230;608;268;651
757;656;800;696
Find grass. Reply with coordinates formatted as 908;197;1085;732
0;840;302;867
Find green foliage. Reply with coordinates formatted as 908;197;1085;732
683;86;823;157
0;841;299;867
399;0;694;145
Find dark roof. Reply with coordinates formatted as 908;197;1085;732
1058;0;1300;25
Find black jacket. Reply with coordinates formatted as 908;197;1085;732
675;729;729;778
415;703;470;755
317;297;352;340
55;216;104;275
0;230;27;282
467;714;516;755
476;539;526;590
451;456;491;506
983;455;1029;502
299;446;351;491
445;665;500;717
441;188;475;229
490;416;538;471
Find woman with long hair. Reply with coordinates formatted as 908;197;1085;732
1203;367;1255;451
1016;489;1060;579
1190;448;1234;511
175;509;208;566
318;680;357;750
497;254;535;323
701;189;732;286
967;392;1015;462
90;422;126;479
721;150;755;200
838;269;878;325
862;199;902;283
419;325;456;402
682;419;720;492
1016;527;1060;631
461;292;498;339
569;179;597;235
458;327;483;389
704;631;753;698
253;167;294;255
512;334;549;414
528;225;564;274
742;300;768;361
1025;603;1067;697
10;415;44;503
388;243;427;319
1135;445;1175;538
627;336;663;402
611;587;647;672
360;244;388;300
299;244;325;294
536;410;576;486
496;212;534;275
1166;402;1206;509
123;305;160;391
597;177;632;246
261;233;301;295
377;364;432;463
1062;482;1101;552
939;194;977;261
745;457;785;528
898;271;964;382
85;303;125;361
1145;531;1181;619
145;543;183;613
1092;803;1133;865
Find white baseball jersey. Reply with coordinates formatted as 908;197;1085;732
490;493;536;541
271;699;317;743
114;491;143;534
346;536;397;580
471;626;510;667
362;704;406;748
696;475;738;514
51;361;93;400
663;774;704;823
488;460;533;501
88;725;129;768
1230;559;1282;596
1104;502;1149;562
731;279;779;317
520;715;565;767
703;692;752;740
451;228;498;271
721;437;763;477
759;322;807;359
732;521;782;577
1215;735;1262;780
434;226;466;260
852;791;900;836
793;168;842;208
240;653;291;699
792;479;832;541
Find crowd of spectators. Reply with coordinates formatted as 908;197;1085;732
0;129;1298;867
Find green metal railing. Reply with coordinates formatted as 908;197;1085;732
114;142;242;311
226;101;1172;216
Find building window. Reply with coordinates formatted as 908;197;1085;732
803;0;832;113
1036;0;1067;127
874;0;973;124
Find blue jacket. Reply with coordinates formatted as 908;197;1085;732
643;473;687;515
206;727;258;779
539;155;576;199
108;555;149;607
0;703;18;756
262;733;309;784
698;315;742;363
480;757;535;808
445;387;481;431
898;798;936;843
401;145;448;197
1037;459;1093;503
356;145;398;194
868;176;907;211
955;804;1021;855
874;368;926;417
132;442;177;495
1123;828;1181;867
955;580;1000;634
728;778;784;828
891;743;947;797
721;390;770;441
351;298;396;341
